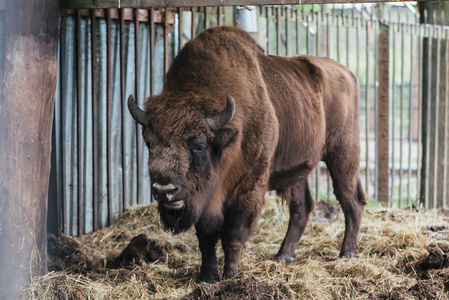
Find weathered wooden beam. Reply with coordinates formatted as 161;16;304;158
377;22;389;206
60;0;445;9
64;8;176;24
0;0;60;298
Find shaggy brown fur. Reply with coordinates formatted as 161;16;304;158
128;26;367;282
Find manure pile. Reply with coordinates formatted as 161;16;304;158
23;198;449;299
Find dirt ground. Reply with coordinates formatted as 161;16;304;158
22;197;449;299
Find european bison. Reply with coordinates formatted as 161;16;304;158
128;26;367;282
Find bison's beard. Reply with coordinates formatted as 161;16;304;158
158;201;197;234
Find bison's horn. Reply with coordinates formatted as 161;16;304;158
205;96;236;131
127;94;147;126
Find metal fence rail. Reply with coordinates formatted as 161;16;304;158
50;5;449;236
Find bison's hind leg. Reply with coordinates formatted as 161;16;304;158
276;180;315;263
325;146;368;258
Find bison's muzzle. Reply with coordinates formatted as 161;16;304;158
152;183;184;209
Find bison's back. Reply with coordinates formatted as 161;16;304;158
164;27;264;99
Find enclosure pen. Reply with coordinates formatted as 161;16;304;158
4;2;449;299
45;3;449;236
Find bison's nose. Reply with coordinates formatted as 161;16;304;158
153;183;179;202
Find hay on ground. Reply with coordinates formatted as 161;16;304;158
22;197;449;299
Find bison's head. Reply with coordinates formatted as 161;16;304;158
128;94;237;233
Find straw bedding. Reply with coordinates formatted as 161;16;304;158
22;197;449;299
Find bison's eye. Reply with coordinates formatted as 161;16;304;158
195;145;205;153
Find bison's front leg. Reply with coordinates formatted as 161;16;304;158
195;225;221;282
221;188;264;279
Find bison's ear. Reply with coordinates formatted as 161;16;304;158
212;127;239;158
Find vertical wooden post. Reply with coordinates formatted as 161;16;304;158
377;22;389;206
0;0;60;298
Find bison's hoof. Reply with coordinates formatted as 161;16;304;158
223;268;239;280
339;250;358;258
199;267;222;283
276;253;295;263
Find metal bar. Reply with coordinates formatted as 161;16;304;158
135;8;142;205
443;29;449;209
433;20;441;209
178;7;183;51
356;16;360;78
76;9;84;235
150;8;155;97
191;7;197;39
276;6;280;56
120;8;127;212
286;6;290;57
336;9;340;63
374;16;379;203
377;22;389;206
314;6;319;201
417;23;423;206
407;25;413;207
305;8;309;54
148;7;155;203
390;14;396;204
315;9;319;57
365;19;370;203
106;8;113;225
296;8;301;55
61;0;449;9
266;6;270;55
205;7;210;29
324;11;329;60
91;9;99;231
60;14;67;234
218;6;223;26
399;21;404;208
164;8;169;75
425;20;432;209
325;9;330;201
345;14;349;67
